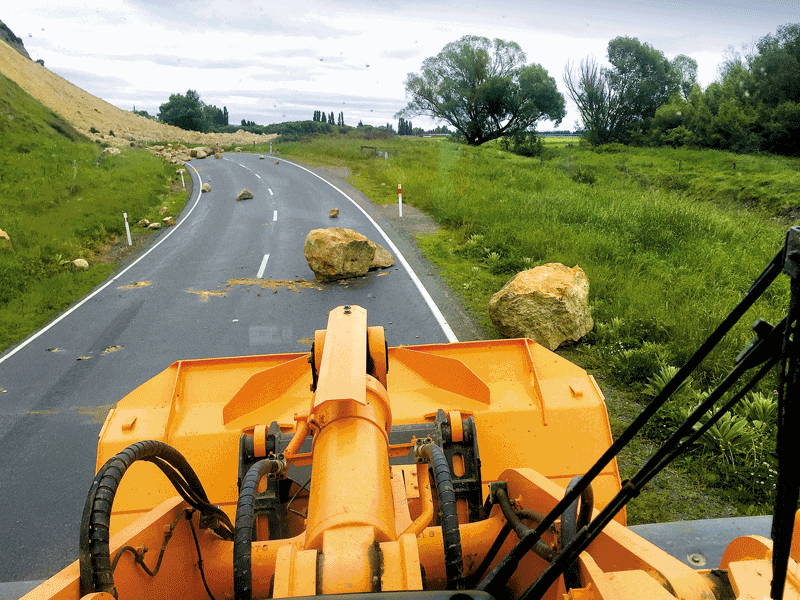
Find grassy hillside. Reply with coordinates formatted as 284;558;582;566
0;72;187;351
266;132;798;520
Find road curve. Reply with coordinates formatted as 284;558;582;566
0;152;458;591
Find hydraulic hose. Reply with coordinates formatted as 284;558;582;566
495;487;556;562
559;476;595;591
417;442;464;590
79;440;232;599
233;458;284;600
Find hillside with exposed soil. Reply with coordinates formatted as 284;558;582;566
0;38;277;148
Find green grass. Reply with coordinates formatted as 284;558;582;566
270;132;798;521
0;72;188;352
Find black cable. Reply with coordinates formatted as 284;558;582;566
418;442;464;590
79;440;231;598
110;508;190;576
187;510;218;600
234;458;284;600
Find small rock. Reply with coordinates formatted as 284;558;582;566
148;222;162;230
259;155;265;159
275;160;280;164
0;227;12;252
237;188;254;201
201;183;211;193
235;147;243;153
162;216;176;227
159;206;169;214
329;208;339;218
214;152;223;159
102;147;121;155
137;218;150;227
72;258;89;269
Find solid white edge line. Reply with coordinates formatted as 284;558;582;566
0;162;206;365
279;158;458;343
257;254;270;278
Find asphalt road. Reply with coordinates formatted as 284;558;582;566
0;153;459;592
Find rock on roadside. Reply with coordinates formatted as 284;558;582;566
488;263;593;350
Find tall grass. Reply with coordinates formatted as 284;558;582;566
276;134;792;387
0;72;186;351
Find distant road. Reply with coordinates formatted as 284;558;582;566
0;153;457;590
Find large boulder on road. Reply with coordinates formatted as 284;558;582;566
488;263;593;350
368;240;394;269
304;228;390;281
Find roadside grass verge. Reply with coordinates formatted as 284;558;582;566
272;132;797;521
0;72;188;353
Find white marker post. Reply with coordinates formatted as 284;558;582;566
180;171;185;189
398;184;403;217
123;213;132;246
270;142;273;154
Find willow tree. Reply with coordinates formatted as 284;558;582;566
398;36;565;145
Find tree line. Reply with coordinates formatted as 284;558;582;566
398;26;800;156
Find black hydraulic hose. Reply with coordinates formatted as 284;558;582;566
234;458;284;600
79;440;231;599
418;442;464;590
495;487;555;562
559;477;594;591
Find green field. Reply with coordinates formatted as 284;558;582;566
268;132;797;521
0;72;188;351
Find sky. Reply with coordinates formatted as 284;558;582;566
5;0;800;131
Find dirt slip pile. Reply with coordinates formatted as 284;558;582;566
0;39;277;148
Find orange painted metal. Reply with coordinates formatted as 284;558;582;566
21;304;800;600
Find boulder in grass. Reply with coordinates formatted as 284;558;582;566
162;216;176;227
148;222;162;230
488;263;593;350
0;228;12;252
303;228;374;282
137;218;150;228
72;258;89;269
236;188;254;201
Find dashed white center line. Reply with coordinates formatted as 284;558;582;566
257;254;270;278
268;188;273;196
273;210;278;222
256;173;262;179
238;163;246;168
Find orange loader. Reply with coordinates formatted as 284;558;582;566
21;227;800;600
